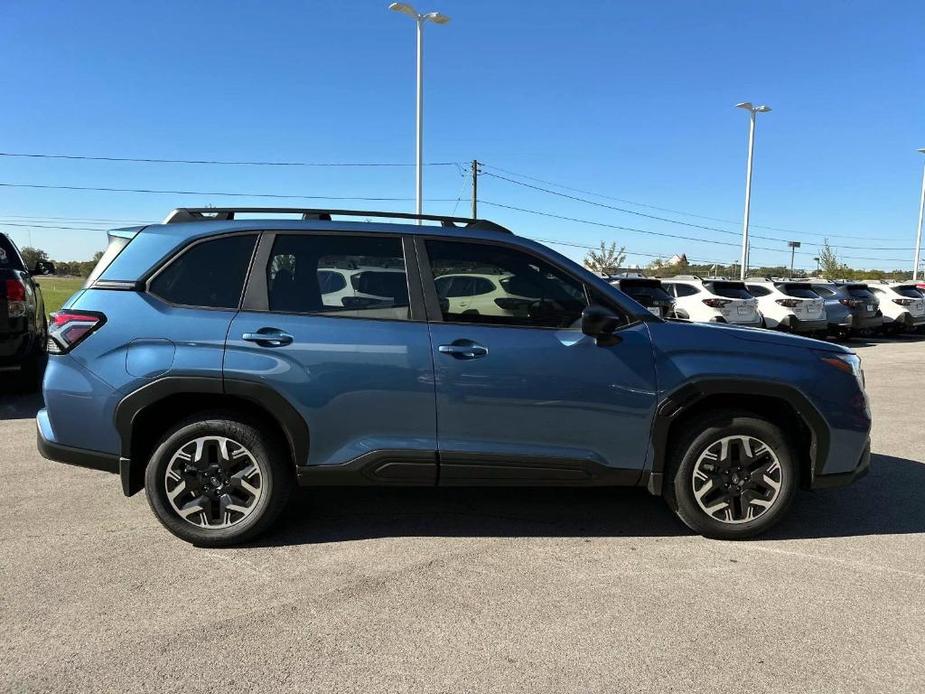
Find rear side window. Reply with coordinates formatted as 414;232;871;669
149;234;257;308
812;286;836;297
266;234;409;319
704;282;751;299
778;283;818;299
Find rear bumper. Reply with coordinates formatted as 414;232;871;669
851;314;884;331
36;412;119;474
811;439;871;489
780;316;828;333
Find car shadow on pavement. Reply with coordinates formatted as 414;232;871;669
0;389;43;421
257;452;925;546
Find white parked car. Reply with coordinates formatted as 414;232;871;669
864;281;925;334
745;279;827;336
434;273;536;318
660;276;761;326
317;266;408;308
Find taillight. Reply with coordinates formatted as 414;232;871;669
702;298;731;308
47;310;106;354
5;278;28;318
893;298;914;306
838;298;862;308
775;298;801;308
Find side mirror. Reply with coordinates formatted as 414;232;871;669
33;260;55;275
581;305;622;345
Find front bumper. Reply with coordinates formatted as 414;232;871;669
811;438;871;489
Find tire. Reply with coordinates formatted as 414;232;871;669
145;413;292;547
664;411;797;540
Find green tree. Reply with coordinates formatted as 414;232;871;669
818;239;846;279
19;246;49;270
584;241;627;276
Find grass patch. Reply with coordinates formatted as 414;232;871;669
35;276;85;315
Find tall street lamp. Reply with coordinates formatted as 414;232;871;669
735;102;772;279
787;240;801;278
913;147;925;281
388;3;451;222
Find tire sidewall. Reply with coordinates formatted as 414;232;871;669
669;415;797;539
145;417;286;546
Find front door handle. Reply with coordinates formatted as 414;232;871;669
438;342;488;359
242;329;294;347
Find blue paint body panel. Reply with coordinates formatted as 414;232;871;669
37;215;872;493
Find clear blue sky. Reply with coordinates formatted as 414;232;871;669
1;0;923;270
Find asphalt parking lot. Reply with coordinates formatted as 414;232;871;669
1;337;923;693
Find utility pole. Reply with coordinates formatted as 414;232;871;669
788;241;801;278
471;159;480;219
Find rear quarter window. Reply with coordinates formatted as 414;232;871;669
149;234;257;309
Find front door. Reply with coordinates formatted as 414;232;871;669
420;238;658;484
224;232;437;482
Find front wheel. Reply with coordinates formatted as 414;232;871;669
665;412;797;539
145;414;292;546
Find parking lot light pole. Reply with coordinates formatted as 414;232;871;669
913;147;925;281
388;3;451;223
788;241;801;278
735;102;771;280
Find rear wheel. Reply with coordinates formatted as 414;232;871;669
145;414;292;546
665;412;797;539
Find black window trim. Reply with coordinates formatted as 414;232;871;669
145;231;260;311
240;229;427;323
414;235;638;332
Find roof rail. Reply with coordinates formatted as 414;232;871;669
161;207;512;233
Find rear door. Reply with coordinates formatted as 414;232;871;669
419;238;657;483
224;231;437;480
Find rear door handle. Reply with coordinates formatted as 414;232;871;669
242;329;294;347
438;342;488;359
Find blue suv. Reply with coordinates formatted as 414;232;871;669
37;208;871;546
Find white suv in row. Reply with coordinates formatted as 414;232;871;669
864;281;925;333
745;279;827;335
661;277;761;326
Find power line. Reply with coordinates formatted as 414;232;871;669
483;172;913;251
0;181;457;202
0;151;459;168
529;237;726;265
480;200;912;264
481;162;911;242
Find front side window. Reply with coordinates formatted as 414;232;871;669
266;234;409;320
150;234;257;308
426;240;588;328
